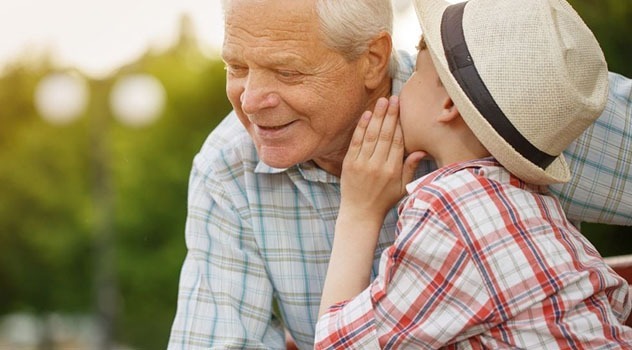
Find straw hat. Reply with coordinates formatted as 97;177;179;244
412;0;608;184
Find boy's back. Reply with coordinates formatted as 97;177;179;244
388;158;631;347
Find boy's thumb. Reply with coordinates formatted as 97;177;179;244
402;151;427;189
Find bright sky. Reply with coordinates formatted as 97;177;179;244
0;0;422;78
0;0;221;77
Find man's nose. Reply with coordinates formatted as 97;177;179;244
240;74;280;114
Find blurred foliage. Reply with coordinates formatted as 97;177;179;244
0;18;231;348
567;0;632;77
0;4;629;349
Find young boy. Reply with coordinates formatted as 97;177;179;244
315;0;632;348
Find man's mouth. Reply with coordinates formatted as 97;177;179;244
253;121;296;138
258;124;287;130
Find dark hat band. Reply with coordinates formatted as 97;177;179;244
441;2;556;169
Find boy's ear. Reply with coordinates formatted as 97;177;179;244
363;33;392;90
437;96;460;122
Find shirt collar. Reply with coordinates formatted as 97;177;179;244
405;157;499;194
254;160;340;184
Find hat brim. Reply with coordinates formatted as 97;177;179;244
413;0;571;185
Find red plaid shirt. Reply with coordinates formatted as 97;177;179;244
315;159;632;349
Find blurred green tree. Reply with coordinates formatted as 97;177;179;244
568;0;632;77
109;35;231;348
0;62;94;347
0;17;231;348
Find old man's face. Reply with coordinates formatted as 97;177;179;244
222;0;372;173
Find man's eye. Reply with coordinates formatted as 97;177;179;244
277;70;303;82
278;70;296;77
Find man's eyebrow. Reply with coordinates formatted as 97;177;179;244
220;48;238;62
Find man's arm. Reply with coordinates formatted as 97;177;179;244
553;72;632;225
168;116;285;349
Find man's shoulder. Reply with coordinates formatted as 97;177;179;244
391;50;415;94
195;111;258;173
201;111;250;151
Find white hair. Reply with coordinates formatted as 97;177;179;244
221;0;400;77
316;0;399;77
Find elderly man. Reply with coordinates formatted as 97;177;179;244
168;0;632;348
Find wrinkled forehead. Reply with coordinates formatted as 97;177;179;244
222;0;320;48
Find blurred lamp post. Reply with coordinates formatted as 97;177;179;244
110;74;166;128
34;73;89;125
34;71;165;350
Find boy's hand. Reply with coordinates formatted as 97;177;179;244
340;96;426;223
319;96;426;317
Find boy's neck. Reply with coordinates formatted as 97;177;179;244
431;130;491;168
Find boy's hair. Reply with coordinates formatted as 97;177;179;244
416;35;443;88
416;35;427;52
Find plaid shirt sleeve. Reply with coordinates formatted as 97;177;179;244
168;116;285;349
551;72;632;225
315;205;495;349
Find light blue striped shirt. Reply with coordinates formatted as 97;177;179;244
168;51;632;349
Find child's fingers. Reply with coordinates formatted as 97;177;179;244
373;96;401;161
347;110;372;160
401;151;427;189
358;97;389;159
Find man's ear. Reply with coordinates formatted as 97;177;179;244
363;33;392;90
437;96;460;123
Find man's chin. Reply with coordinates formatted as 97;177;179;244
258;151;303;170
